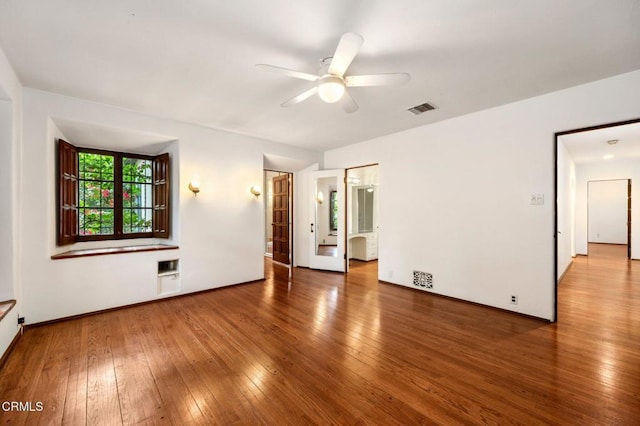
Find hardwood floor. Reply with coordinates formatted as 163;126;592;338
1;248;639;424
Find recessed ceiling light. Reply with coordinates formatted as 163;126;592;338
603;154;614;160
607;139;619;145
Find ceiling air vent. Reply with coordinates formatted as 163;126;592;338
408;102;436;115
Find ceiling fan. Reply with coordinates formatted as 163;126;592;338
256;32;410;113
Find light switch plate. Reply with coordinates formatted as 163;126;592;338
530;194;544;205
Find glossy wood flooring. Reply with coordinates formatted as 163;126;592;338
1;248;639;424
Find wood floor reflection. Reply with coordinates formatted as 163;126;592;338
316;245;338;257
587;242;628;259
0;250;638;424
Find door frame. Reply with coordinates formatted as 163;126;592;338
586;178;631;255
554;117;640;323
345;163;379;273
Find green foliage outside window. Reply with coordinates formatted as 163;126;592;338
122;157;153;234
330;190;338;231
78;153;152;235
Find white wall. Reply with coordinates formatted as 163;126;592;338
0;46;22;359
324;70;640;321
0;100;13;301
20;88;321;324
588;180;628;245
557;141;576;279
575;160;639;255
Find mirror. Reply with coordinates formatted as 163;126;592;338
315;176;338;257
347;166;378;237
357;187;374;233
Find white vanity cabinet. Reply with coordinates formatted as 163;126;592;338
348;232;378;261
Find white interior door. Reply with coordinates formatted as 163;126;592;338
588;179;628;244
309;169;345;272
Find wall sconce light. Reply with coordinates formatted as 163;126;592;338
250;185;262;198
188;180;200;196
316;191;324;204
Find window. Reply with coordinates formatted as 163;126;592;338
56;139;170;245
78;151;116;236
357;187;374;233
329;190;338;231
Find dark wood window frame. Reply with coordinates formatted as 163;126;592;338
56;139;171;246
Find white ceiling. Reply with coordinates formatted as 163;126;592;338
560;121;640;164
1;0;639;151
53;117;177;154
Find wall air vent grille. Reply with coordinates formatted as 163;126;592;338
413;270;433;289
408;102;436;115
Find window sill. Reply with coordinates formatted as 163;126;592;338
0;300;16;322
51;244;179;260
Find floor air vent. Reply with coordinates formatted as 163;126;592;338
413;270;433;289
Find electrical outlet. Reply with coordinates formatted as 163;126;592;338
388;270;394;279
17;316;25;325
510;295;518;305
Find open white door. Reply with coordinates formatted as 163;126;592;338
309;169;345;272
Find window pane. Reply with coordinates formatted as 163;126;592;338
79;153;114;181
123;183;152;208
123;183;131;208
101;182;114;207
79;181;96;207
330;191;338;231
79;208;114;235
357;188;374;233
123;158;152;183
78;152;115;236
80;181;113;208
100;209;115;235
123;208;152;234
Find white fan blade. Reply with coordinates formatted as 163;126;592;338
256;64;319;81
341;90;359;113
281;86;318;107
345;73;410;87
328;33;364;77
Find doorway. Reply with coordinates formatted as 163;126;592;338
555;117;640;322
264;170;293;265
345;164;379;276
587;179;630;259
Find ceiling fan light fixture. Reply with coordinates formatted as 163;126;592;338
318;75;345;103
257;32;408;113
